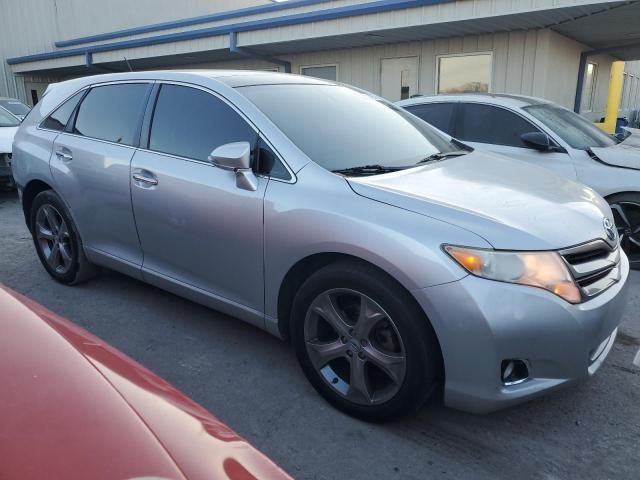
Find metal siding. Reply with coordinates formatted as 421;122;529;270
0;0;631;108
521;29;538;96
505;31;526;94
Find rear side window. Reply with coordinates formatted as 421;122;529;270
149;84;257;162
405;103;455;135
458;103;540;147
73;83;149;146
40;91;85;131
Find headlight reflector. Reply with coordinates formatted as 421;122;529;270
444;245;581;303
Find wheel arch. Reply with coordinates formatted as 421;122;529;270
604;190;640;201
276;252;439;350
22;179;54;231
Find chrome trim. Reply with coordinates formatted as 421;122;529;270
132;173;158;185
559;239;621;299
502;377;529;387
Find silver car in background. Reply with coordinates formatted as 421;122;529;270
12;71;629;420
0;97;31;121
398;94;640;269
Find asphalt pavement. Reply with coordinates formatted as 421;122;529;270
1;189;639;480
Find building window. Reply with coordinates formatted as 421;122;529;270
437;53;491;94
300;64;337;81
581;62;598;112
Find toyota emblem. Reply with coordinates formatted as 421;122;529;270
603;217;616;242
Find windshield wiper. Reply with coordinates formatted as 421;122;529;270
332;164;408;176
416;150;469;165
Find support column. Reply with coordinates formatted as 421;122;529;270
596;60;625;134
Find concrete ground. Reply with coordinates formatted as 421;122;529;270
1;189;639;480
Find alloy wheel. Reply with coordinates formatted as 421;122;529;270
610;201;640;269
35;204;74;275
303;288;407;405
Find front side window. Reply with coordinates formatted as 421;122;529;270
0;108;19;127
458;103;540;148
524;104;617;150
300;65;337;81
41;91;85;131
438;54;492;94
239;84;458;172
405;103;456;135
73;83;150;146
149;84;257;162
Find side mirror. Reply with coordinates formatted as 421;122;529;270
520;132;564;153
208;141;258;191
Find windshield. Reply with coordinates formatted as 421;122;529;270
239;84;458;172
0;107;20;127
0;99;30;116
524;104;617;150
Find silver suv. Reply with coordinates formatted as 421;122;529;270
12;71;629;420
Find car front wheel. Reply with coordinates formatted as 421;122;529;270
291;261;442;421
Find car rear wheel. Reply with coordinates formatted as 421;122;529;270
291;261;442;421
608;193;640;270
30;190;98;284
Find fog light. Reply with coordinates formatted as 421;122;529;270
501;359;529;385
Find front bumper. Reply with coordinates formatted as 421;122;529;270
413;251;630;414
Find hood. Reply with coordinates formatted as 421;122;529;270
590;129;640;170
0;286;290;480
621;127;640;148
348;151;612;250
0;126;18;152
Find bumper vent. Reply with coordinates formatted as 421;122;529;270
560;240;621;299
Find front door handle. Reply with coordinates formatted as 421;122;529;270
55;149;73;162
132;172;159;186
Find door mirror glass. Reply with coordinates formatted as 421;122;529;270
521;132;553;152
208;142;252;170
208;141;257;191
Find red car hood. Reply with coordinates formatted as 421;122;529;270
0;285;290;480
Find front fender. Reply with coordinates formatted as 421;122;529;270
263;166;490;321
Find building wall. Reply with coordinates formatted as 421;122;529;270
621;62;640;123
0;0;270;102
2;0;639;118
180;29;610;113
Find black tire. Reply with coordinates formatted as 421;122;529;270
607;192;640;270
30;190;98;284
291;260;442;421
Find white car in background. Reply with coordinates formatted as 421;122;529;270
0;97;31;121
398;94;640;269
0;107;19;189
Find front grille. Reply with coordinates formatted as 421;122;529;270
563;247;608;265
560;239;621;299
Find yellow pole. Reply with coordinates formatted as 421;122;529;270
596;61;625;134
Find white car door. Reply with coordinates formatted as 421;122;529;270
457;103;578;181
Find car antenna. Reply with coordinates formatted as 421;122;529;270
124;57;134;72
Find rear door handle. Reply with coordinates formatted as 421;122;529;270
55;149;73;162
132;172;159;186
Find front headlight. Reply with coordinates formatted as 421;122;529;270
444;245;581;303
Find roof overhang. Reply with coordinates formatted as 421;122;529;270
7;0;640;76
